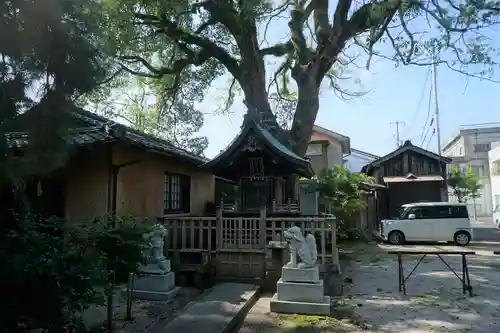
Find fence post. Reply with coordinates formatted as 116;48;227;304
259;205;267;280
216;206;223;250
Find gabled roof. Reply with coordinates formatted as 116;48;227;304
5;108;208;166
312;125;350;154
361;140;451;174
201;114;313;177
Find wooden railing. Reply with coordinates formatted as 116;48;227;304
159;214;337;268
219;198;300;213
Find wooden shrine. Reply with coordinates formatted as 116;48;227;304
201;112;313;214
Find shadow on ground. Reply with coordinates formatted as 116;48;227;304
340;242;500;332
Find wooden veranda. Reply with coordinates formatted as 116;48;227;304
158;207;338;282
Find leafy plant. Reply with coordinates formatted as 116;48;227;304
448;165;483;203
315;166;375;241
0;212;105;333
68;216;153;332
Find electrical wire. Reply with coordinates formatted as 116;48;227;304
408;68;431;135
418;81;433;143
425;128;436;150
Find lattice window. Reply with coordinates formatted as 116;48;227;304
164;173;190;213
249;157;264;177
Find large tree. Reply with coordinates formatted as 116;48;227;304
100;0;500;155
1;0;107;178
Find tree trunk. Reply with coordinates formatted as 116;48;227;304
290;76;321;156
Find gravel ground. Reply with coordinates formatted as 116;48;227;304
83;287;203;333
341;243;500;333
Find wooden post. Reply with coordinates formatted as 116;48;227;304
259;206;267;280
287;197;292;212
216;205;223;250
272;199;276;212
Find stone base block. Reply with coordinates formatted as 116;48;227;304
133;272;175;293
139;259;171;275
270;294;331;316
277;279;324;303
282;265;319;283
124;286;180;301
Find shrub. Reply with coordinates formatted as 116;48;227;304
0;212;152;333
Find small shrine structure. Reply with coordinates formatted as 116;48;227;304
201;111;313;214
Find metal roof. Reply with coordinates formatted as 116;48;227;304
201;114;313;178
383;175;444;183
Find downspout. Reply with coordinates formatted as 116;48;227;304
106;143;142;227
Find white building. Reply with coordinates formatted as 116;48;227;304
442;124;500;217
343;149;379;173
488;141;500;216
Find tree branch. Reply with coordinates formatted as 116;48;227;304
135;13;242;79
260;42;294;57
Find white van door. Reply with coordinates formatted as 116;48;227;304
403;207;435;241
431;206;453;240
433;205;470;241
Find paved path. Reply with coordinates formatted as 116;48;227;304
150;283;258;333
342;243;500;333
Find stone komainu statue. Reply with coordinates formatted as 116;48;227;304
283;226;318;268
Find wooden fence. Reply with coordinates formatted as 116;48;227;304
159;210;337;281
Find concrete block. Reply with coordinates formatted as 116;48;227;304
133;271;175;293
270;294;331;316
282;266;319;283
125;286;180;301
276;279;324;303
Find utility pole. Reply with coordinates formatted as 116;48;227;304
390;121;405;147
432;52;442;154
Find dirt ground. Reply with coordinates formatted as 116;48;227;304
238;242;500;333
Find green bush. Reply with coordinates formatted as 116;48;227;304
0;211;152;333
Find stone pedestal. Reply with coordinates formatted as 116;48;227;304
124;258;180;301
270;265;331;316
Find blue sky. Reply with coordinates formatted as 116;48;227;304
196;13;500;159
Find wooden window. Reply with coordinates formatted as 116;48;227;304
306;143;323;156
164;173;191;214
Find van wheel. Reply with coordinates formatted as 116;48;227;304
454;231;471;246
388;231;405;245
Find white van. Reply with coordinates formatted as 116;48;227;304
381;202;473;246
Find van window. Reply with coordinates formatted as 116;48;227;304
406;205;468;219
450;206;469;218
405;207;433;219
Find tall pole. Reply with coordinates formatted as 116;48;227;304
433;54;442;154
390;121;405;147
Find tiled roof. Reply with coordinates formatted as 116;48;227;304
5;108;208;165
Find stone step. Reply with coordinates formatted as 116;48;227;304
276;279;324;303
270;293;331;316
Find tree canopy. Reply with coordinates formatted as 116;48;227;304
1;0;108;178
94;0;500;155
448;165;483;203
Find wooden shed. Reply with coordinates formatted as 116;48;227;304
361;140;451;219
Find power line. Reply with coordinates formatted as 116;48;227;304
426;128;436;150
408;68;431;136
418;79;434;141
390;121;406;147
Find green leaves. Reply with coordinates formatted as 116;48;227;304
448;165;483;203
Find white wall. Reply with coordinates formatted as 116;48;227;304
489;143;500;214
442;128;500;217
344;150;378;173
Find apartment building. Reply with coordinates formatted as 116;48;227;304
489;142;500;219
442;124;500;217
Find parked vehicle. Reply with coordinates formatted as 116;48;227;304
493;204;500;228
380;202;473;246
